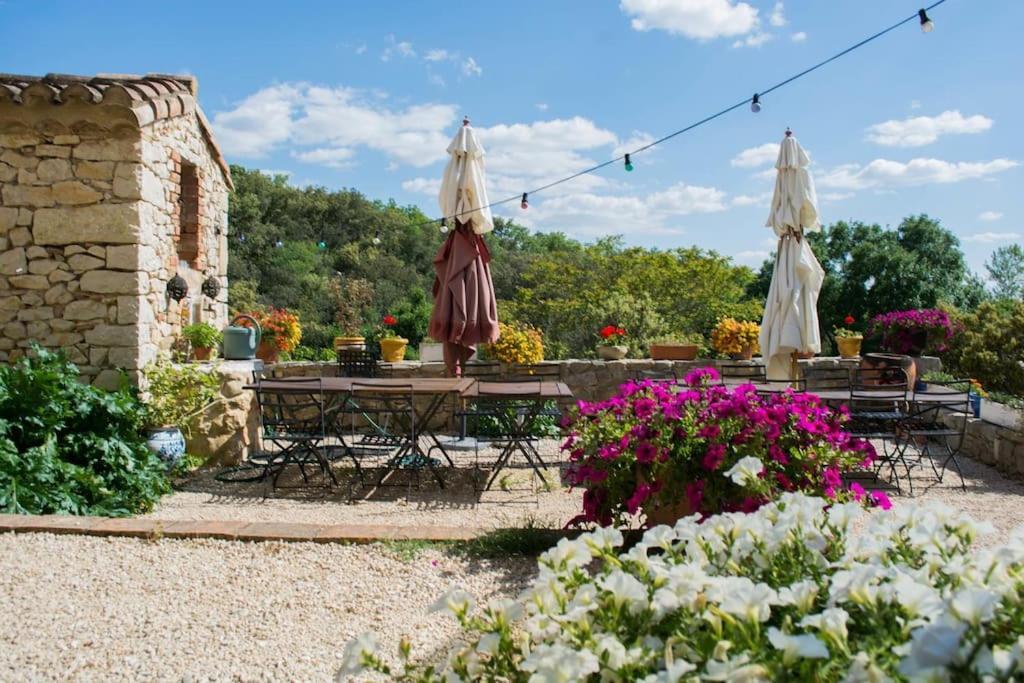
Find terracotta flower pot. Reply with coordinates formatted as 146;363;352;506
642;496;694;527
597;344;628;360
861;353;916;388
729;344;756;361
836;336;863;359
650;343;699;361
380;337;408;362
193;346;213;361
256;339;280;363
794;350;816;360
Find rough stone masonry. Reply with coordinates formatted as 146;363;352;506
0;73;232;387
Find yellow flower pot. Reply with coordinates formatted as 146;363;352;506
836;336;863;359
380;337;409;362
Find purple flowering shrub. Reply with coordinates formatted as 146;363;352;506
562;367;878;526
868;308;957;355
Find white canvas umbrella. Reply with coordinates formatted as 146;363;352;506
438;117;493;235
759;130;825;381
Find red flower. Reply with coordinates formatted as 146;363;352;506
844;315;855;325
382;314;397;326
616;327;627;337
600;325;617;339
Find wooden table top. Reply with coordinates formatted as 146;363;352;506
460;380;574;399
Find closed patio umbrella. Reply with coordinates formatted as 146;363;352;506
759;130;825;381
428;118;499;375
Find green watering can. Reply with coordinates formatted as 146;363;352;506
222;314;261;360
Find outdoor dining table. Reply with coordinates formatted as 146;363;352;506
723;381;966;405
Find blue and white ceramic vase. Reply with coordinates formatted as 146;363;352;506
145;427;186;466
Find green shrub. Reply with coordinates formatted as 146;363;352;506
0;346;170;516
943;301;1024;397
283;345;337;362
181;322;222;350
142;361;222;435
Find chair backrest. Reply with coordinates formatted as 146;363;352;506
804;366;851;391
631;368;678;382
256;377;325;439
850;369;908;409
719;363;767;384
852;366;907;390
504;363;561;383
337;349;378;378
910;381;971;427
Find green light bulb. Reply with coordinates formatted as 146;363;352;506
625;161;634;172
318;240;327;249
624;154;634;172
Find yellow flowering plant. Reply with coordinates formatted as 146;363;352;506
711;317;760;356
489;322;544;365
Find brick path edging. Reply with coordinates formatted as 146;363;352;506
0;514;482;543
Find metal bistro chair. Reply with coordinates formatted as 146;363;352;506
898;381;970;491
348;382;444;489
631;368;679;383
337;348;383;378
501;362;562;457
472;382;551;491
454;361;503;439
254;377;337;489
719;363;768;385
802;366;851;407
847;367;911;493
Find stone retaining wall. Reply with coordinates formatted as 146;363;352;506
947;414;1024;480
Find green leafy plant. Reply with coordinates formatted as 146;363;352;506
181;322;222;350
0;345;170;516
943;301;1024;398
142;360;222;435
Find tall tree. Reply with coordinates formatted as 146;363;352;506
986;244;1024;300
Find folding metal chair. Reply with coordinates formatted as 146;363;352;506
254;377;337;489
471;383;551;491
802;366;851;408
898;381;970;491
847;368;911;493
631;368;679;383
454;361;503;439
337;348;382;378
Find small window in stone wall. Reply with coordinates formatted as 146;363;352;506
173;156;204;269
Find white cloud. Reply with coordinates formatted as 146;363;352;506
818;158;1018;190
210;83;299;157
401;177;441;195
480;117;619;183
865;110;994;147
733;249;771;265
292;147;355;168
731;191;771;207
381;35;416;61
427;72;446;88
790;31;806;42
612;130;656;158
536;103;549;112
819;192;853;202
520;182;727;237
978;211;1003;221
620;0;760;40
461;57;482;78
769;2;786;26
212;82;457;165
963;232;1022;244
731;142;778;168
424;49;451;62
732;32;772;48
355;44;367;55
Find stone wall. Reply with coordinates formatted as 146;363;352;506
0;94;229;386
947;414;1024;480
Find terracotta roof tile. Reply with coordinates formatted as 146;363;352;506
0;72;232;189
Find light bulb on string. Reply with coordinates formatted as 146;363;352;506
750;94;761;113
624;154;634;172
317;240;327;250
372;232;382;246
238;233;246;243
275;239;284;248
520;193;529;210
439;218;448;234
918;9;934;33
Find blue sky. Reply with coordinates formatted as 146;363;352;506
4;0;1021;275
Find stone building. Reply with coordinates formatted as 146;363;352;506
0;73;232;386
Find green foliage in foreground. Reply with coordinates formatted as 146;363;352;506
0;346;170;516
944;300;1024;398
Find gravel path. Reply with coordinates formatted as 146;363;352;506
0;534;533;682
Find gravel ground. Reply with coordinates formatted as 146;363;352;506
145;440;582;530
0;534;534;682
2;443;1022;681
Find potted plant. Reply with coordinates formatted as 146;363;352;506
596;325;628;360
489;321;545;367
419;336;445;363
141;360;222;467
833;315;863;359
181;322;222;361
649;333;703;361
378;314;408;362
329;277;373;351
242;307;301;363
711;317;760;360
868;308;956;357
562;366;875;527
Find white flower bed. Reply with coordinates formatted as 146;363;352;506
340;494;1024;682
